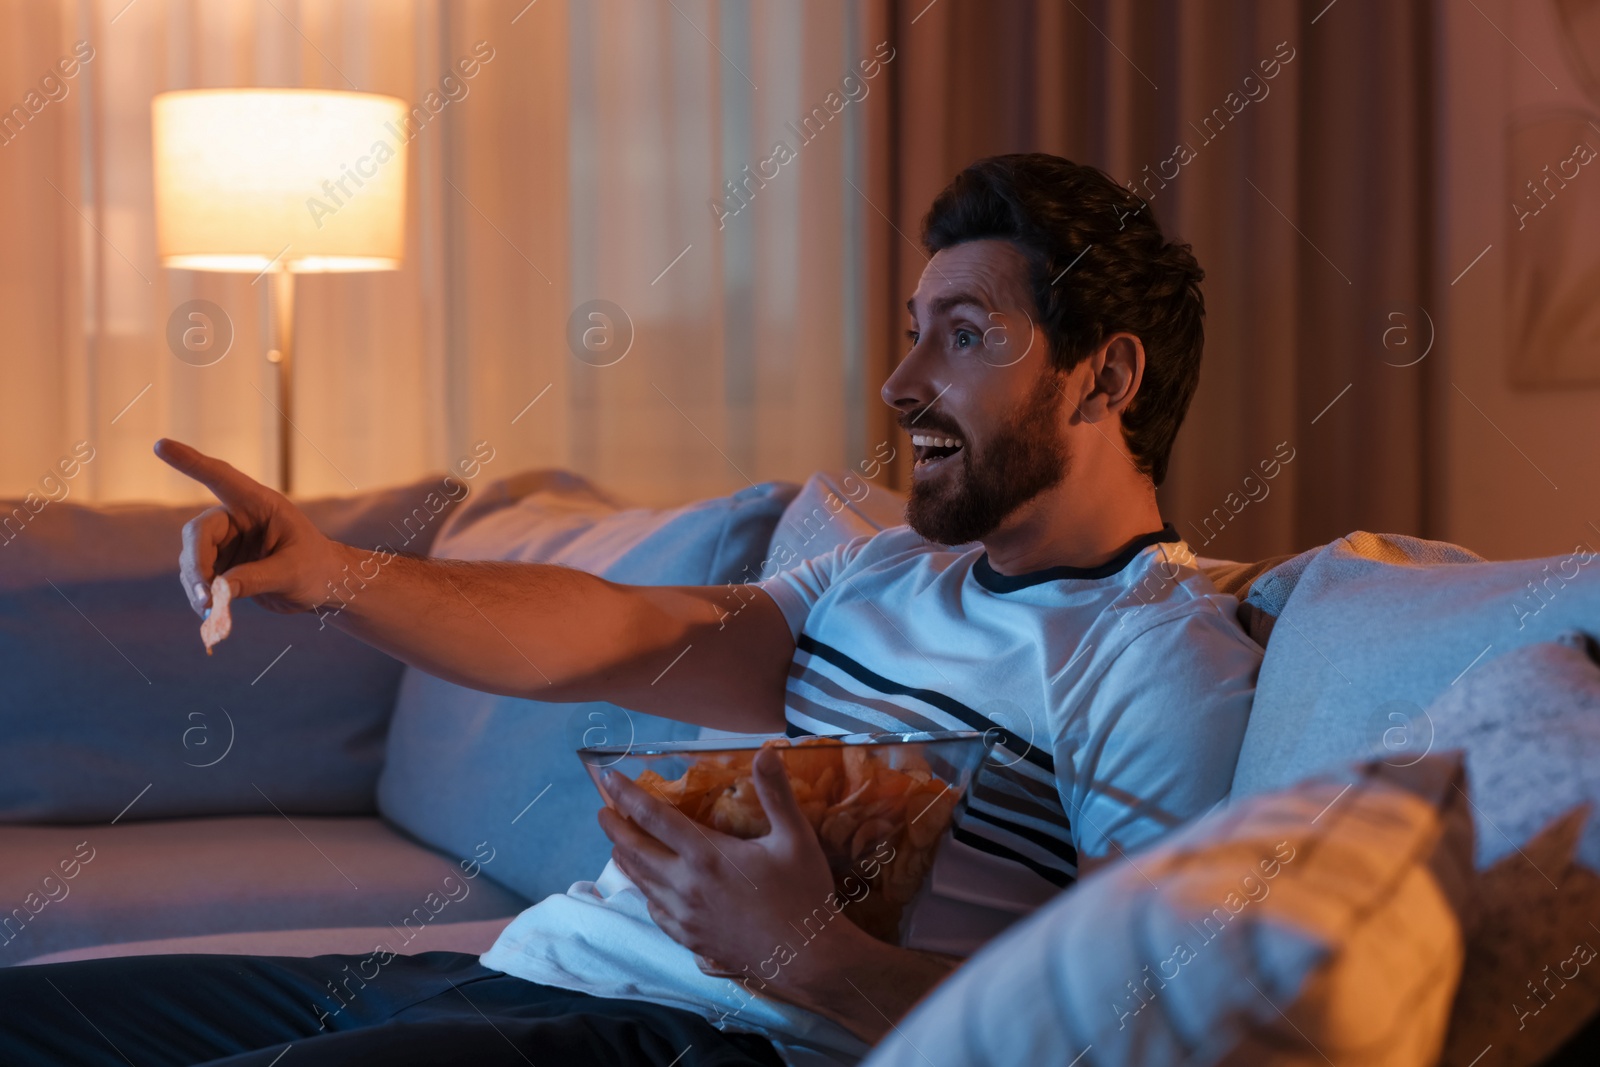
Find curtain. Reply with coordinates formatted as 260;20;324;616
875;0;1435;561
562;0;877;504
0;0;877;507
3;0;1434;552
3;0;465;502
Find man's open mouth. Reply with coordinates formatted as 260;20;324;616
911;433;965;471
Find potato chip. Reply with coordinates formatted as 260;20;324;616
708;777;769;837
200;575;232;655
795;798;829;827
633;769;683;804
903;782;954;851
623;737;969;944
818;805;865;857
842;745;874;795
849;817;897;860
680;760;741;822
784;736;846;789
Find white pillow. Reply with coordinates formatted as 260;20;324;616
761;469;907;574
1227;533;1600;802
862;755;1474;1067
699;470;906;742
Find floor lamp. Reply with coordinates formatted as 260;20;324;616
152;89;409;494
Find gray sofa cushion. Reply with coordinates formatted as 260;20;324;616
1230;532;1597;800
0;816;527;965
1418;632;1600;870
377;471;798;905
1423;635;1600;1067
0;478;466;822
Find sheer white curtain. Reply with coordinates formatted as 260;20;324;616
565;0;873;504
0;0;874;506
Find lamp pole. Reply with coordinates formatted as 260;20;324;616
266;265;296;495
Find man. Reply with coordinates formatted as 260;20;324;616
0;154;1260;1066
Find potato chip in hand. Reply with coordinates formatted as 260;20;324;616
200;575;232;655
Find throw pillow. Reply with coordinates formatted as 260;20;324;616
1240;531;1483;645
760;469;908;576
1230;534;1595;799
1442;809;1600;1067
376;471;798;902
862;754;1475;1067
696;470;907;744
1416;632;1600;871
1422;633;1600;1066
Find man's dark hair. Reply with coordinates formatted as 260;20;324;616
921;153;1205;486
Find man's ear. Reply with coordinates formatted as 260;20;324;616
1076;332;1145;423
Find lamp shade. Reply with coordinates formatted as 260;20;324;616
152;89;409;273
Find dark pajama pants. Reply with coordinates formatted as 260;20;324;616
0;950;787;1067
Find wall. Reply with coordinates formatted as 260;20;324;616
1439;0;1600;560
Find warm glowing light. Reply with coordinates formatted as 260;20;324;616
152;89;408;273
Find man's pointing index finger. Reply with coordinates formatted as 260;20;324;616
154;438;271;510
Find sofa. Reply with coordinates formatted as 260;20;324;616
0;467;876;969
2;467;1597;1065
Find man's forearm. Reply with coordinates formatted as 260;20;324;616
316;544;639;698
315;543;790;733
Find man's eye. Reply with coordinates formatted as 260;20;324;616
954;329;976;349
905;329;920;348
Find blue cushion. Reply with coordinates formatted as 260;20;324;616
1231;531;1600;799
0;479;463;821
376;471;799;902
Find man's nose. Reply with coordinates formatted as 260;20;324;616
881;346;936;414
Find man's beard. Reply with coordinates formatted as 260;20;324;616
904;373;1070;547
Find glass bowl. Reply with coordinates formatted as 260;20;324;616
578;730;995;944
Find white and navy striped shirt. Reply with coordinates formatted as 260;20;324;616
482;523;1261;1065
760;524;1262;956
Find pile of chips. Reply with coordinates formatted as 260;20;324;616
634;736;960;943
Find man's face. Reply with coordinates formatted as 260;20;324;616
885;239;1068;547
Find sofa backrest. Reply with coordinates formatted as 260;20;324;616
0;477;468;823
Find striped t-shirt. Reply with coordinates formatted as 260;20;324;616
481;524;1261;1066
758;524;1262;956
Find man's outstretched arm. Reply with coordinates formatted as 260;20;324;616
155;438;792;734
